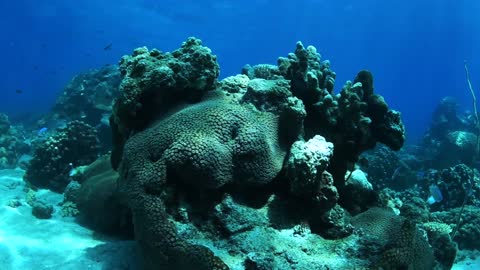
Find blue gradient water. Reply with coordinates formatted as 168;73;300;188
0;0;478;142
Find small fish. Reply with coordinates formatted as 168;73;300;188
103;43;112;50
37;127;48;136
427;184;443;204
69;167;80;177
68;162;82;177
391;167;401;181
416;170;426;179
15;89;23;94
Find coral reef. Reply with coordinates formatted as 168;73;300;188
432;206;480;250
286;135;336;205
52;65;121;126
99;38;411;269
40;65;122;152
0;113;30;169
24;120;100;192
421;97;478;168
421;164;480;211
358;143;426;193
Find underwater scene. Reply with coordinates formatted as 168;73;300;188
2;0;480;269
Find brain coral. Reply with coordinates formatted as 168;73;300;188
119;93;290;269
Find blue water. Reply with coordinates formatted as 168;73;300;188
2;0;480;142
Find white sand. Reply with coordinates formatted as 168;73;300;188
0;169;139;270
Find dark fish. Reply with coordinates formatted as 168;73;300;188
41;43;47;49
103;43;112;50
15;89;23;94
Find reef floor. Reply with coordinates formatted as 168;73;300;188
0;168;139;270
0;168;478;270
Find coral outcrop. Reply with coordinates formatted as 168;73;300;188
95;38;412;269
276;43;405;186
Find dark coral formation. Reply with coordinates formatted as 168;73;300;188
31;201;54;219
99;38;410;269
276;42;405;186
24;120;100;192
